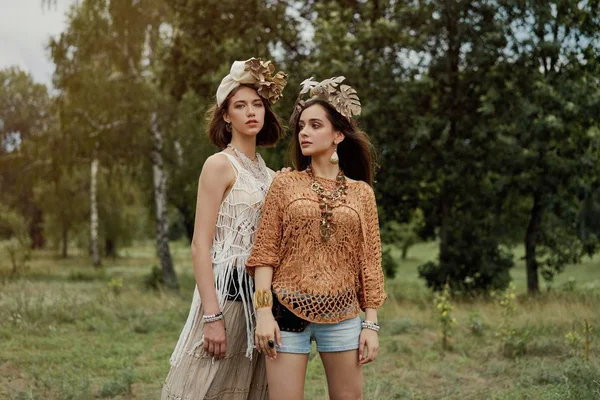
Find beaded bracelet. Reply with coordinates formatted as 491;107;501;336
203;312;224;323
361;320;380;332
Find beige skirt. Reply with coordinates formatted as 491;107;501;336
162;301;268;400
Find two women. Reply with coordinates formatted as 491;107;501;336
163;59;386;400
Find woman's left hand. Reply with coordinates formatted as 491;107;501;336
358;328;379;365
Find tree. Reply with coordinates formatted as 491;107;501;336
0;67;52;249
488;0;600;293
161;0;301;241
31;131;88;258
50;1;132;267
269;1;517;292
395;0;516;292
382;209;425;260
163;91;215;240
0;203;32;276
49;0;180;287
98;168;149;258
34;0;599;294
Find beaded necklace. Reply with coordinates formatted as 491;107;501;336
306;164;347;240
227;144;270;184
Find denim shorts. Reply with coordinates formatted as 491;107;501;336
277;316;361;354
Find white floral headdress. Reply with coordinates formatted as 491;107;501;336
216;58;288;107
292;76;362;120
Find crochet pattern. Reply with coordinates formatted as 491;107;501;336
171;152;272;366
247;171;386;324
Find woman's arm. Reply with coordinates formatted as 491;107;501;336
359;308;380;365
246;175;286;359
358;183;386;365
357;183;387;311
253;266;280;360
191;153;236;359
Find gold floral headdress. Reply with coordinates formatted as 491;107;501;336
216;58;288;107
292;76;362;121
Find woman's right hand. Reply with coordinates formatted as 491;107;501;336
203;319;227;359
275;167;293;175
255;308;281;360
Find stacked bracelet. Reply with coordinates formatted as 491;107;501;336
361;320;380;332
203;312;224;323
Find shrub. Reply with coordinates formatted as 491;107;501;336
0;204;32;277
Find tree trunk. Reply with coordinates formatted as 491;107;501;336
90;157;101;268
61;225;68;258
525;192;543;294
174;140;194;242
105;238;116;258
184;214;194;243
439;3;459;270
402;244;410;260
151;112;178;290
401;244;409;260
439;186;451;266
29;206;45;249
174;203;194;243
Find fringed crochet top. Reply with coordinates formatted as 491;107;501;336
246;170;386;323
170;152;272;365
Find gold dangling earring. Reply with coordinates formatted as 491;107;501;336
226;122;232;132
330;145;339;165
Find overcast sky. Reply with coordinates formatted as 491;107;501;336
0;0;77;88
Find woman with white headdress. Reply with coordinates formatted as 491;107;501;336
162;58;288;400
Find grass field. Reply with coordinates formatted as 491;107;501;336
1;241;599;399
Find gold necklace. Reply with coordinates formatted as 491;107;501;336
306;164;347;240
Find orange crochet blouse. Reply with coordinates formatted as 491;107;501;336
246;170;387;324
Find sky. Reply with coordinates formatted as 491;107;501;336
0;0;77;88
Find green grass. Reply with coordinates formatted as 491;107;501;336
1;241;599;399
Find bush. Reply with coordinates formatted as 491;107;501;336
535;358;600;398
418;218;513;294
68;269;107;282
0;204;32;277
468;312;486;337
97;369;135;398
107;276;124;296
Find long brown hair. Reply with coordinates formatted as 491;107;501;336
206;85;284;149
289;99;377;185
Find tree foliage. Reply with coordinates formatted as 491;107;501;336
2;0;598;293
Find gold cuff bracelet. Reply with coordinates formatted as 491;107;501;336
253;289;273;309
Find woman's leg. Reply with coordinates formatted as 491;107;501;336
266;353;309;400
265;326;312;400
313;317;363;400
320;350;363;400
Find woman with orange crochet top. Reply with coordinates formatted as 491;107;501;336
246;77;387;400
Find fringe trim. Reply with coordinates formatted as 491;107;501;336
169;261;255;367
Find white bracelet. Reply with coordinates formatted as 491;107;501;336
361;320;380;332
203;312;224;323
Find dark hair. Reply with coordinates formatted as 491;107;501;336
289;98;377;185
207;84;284;149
